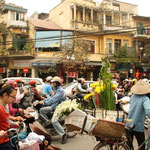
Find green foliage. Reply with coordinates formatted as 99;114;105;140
141;44;150;66
99;58;116;110
24;42;33;53
0;0;5;14
112;45;138;64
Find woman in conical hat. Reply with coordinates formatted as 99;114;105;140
126;80;150;150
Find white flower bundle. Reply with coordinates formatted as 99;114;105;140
54;99;80;119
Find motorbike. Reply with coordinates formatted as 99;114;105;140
12;103;62;150
30;100;78;138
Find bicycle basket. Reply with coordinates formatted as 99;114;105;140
92;119;125;138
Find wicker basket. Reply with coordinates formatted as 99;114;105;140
66;124;81;132
92;119;125;138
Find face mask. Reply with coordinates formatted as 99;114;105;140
18;84;22;87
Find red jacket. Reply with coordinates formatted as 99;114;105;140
0;104;10;144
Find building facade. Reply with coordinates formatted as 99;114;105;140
49;0;137;80
0;3;34;78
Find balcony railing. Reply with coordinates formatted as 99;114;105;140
0;49;35;58
8;20;27;27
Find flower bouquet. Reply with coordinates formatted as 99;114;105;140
53;99;81;119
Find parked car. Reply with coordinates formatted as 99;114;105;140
0;77;44;94
63;80;96;96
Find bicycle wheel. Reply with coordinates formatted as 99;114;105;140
93;142;130;150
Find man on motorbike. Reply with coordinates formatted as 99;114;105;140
29;80;45;101
39;76;67;144
43;76;54;98
75;78;89;99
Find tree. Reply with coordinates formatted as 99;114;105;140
110;45;139;77
0;0;5;15
59;37;91;83
141;44;150;67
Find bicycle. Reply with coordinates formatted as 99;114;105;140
93;136;130;150
91;119;135;150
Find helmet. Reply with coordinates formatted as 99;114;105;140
5;80;17;88
51;76;61;83
46;76;53;82
29;80;36;86
77;78;84;84
15;79;24;84
143;78;148;82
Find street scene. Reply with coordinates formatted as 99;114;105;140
0;0;150;149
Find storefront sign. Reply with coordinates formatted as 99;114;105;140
0;68;5;73
14;60;32;67
32;62;53;67
68;72;77;78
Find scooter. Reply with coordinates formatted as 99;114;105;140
12;103;62;150
29;101;78;138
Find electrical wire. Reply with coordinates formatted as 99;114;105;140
0;22;149;45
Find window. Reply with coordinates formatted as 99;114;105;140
106;15;112;25
124;40;129;47
72;8;74;20
86;40;95;54
114;16;119;26
2;35;6;49
114;39;121;51
10;11;25;21
88;11;91;22
11;12;15;20
79;9;83;21
106;38;113;55
16;13;19;21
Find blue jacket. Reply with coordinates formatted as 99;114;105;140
43;86;66;110
126;94;150;132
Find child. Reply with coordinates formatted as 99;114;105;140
0;83;19;149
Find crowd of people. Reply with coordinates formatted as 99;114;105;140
1;74;150;149
0;75;68;149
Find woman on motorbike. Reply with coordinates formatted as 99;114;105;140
0;83;20;149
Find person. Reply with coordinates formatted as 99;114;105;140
0;83;20;149
29;80;45;101
39;76;67;144
5;80;24;122
43;76;54;98
126;79;150;150
15;79;28;104
75;78;89;99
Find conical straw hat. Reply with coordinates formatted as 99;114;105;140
131;79;150;95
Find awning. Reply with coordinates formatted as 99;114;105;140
85;62;102;66
31;58;57;67
32;62;53;67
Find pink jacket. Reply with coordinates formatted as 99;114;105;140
9;99;18;116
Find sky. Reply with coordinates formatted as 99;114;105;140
5;0;150;17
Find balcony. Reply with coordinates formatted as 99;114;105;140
0;49;35;59
133;28;150;38
8;20;27;28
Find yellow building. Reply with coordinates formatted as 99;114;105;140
0;3;34;78
49;0;137;80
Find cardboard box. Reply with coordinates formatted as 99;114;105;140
65;109;97;132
